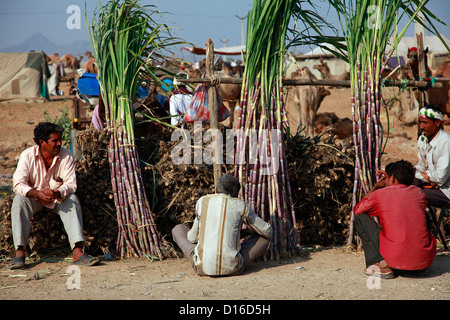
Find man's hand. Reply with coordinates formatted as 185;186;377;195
374;170;388;189
39;188;59;201
362;170;388;200
240;228;256;239
420;171;432;184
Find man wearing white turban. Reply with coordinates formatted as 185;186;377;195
414;105;450;202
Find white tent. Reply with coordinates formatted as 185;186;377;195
387;35;450;57
0;52;49;101
300;35;449;60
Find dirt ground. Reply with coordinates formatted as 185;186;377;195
0;81;449;302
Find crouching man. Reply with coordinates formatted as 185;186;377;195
353;160;436;279
10;122;99;269
172;175;272;276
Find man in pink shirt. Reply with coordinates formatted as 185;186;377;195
10;122;99;269
353;160;436;279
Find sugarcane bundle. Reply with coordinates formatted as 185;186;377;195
87;0;180;259
330;0;446;244
235;0;305;259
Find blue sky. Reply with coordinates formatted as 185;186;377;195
0;0;448;56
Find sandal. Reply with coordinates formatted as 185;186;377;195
365;261;395;279
74;253;100;266
10;257;25;270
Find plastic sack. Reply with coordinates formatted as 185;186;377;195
184;83;230;123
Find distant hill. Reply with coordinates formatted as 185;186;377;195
1;32;92;57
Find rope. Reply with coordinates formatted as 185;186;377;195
418;76;435;91
209;75;222;85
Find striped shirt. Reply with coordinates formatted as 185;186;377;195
187;193;272;276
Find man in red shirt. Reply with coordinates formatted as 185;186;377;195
353;160;436;279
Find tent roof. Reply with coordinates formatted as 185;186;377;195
301;35;449;58
182;45;246;56
387;35;450;55
0;52;48;101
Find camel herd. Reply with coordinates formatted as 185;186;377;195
44;48;449;138
45;51;96;73
155;50;449;139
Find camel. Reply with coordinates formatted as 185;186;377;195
84;58;97;74
231;61;244;78
84;51;93;59
180;61;202;78
381;65;409;80
61;54;83;70
290;67;331;137
216;62;241;128
313;59;350;81
406;47;450;120
314;112;353;139
82;51;97;74
382;63;419;125
407;47;433;79
46;53;60;64
429;58;450;118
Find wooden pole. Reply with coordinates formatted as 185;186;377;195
416;33;428;137
417;33;428;105
176;77;443;89
205;39;221;192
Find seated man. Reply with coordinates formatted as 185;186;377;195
353;160;436;279
169;72;193;126
414;105;450;203
172;175;273;276
10;122;99;269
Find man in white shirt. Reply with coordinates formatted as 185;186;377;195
169;72;193;126
413;105;450;202
172;175;273;276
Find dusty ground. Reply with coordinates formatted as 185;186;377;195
0;82;449;302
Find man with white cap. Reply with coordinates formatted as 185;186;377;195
414;105;450;202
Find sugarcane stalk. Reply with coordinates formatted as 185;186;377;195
87;0;179;259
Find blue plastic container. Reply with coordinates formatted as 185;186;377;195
78;73;99;96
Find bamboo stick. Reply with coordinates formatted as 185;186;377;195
205;39;221;193
176;77;443;88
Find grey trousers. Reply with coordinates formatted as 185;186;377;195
171;224;270;276
354;213;384;267
11;194;85;251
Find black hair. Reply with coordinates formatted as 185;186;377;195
423;104;442;114
385;160;416;186
217;175;241;197
33;122;64;146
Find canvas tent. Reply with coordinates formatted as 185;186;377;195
0;52;50;101
386;35;450;69
386;35;450;57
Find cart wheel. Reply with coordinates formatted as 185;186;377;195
70;129;81;161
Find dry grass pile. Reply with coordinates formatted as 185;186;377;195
0;124;355;258
286;131;355;246
136;124;235;236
